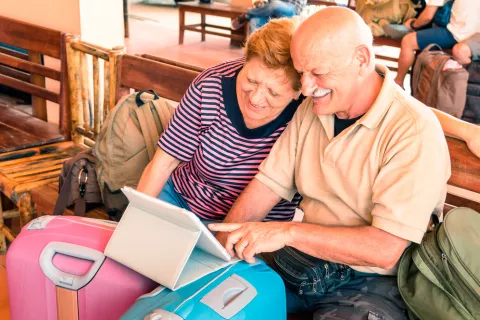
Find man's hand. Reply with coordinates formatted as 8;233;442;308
215;231;230;251
209;222;294;263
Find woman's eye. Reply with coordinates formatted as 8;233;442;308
248;78;257;84
270;91;279;97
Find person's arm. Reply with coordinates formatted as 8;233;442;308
404;5;439;30
210;221;408;268
215;98;309;246
212;111;450;268
430;108;480;158
136;148;181;197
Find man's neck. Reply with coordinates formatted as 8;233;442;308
337;68;384;119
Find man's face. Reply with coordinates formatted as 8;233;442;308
292;42;360;118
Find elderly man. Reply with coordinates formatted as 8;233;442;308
210;7;450;319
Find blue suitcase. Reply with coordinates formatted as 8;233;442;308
121;260;286;320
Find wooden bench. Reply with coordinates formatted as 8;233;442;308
0;16;75;252
0;36;124;253
178;2;249;46
31;52;202;222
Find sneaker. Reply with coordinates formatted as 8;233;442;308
382;24;410;39
231;14;248;30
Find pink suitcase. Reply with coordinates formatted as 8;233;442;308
6;215;157;320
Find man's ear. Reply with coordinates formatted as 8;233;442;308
355;45;372;77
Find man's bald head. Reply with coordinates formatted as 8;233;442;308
291;7;373;71
290;7;382;119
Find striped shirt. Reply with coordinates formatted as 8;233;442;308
159;58;303;221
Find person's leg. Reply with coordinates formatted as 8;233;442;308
395;27;457;87
246;0;295;18
452;42;473;65
312;272;407;320
157;176;191;210
395;32;419;88
249;16;270;33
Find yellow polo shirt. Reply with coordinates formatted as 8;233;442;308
256;65;451;275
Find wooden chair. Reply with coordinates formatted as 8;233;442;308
0;36;123;253
30;53;202;229
0;16;71;252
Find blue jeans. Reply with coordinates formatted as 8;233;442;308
157;177;191;211
247;0;296;33
263;247;407;319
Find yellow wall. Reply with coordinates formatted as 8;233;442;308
2;0;125;124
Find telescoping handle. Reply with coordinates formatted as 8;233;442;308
39;242;106;290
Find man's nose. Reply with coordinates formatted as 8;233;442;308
301;73;316;97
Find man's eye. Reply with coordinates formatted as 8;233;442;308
248;78;257;84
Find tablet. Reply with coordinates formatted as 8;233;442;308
121;187;232;262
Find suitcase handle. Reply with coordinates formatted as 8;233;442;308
39;241;106;290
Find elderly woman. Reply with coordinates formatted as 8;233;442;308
138;18;480;223
137;18;303;222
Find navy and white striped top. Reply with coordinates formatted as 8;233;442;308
159;58;303;221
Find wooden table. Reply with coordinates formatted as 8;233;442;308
178;2;249;46
0;104;64;154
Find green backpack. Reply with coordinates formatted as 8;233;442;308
398;207;480;320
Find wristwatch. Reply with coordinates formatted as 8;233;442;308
409;19;419;31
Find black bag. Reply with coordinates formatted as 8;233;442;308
462;62;480;124
53;150;103;216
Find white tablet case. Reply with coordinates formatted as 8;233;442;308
104;187;239;291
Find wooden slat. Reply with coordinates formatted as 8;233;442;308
0;64;30;82
109;47;125;110
0;16;63;59
0;46;28;60
66;35;84;144
80;52;90;132
0;141;76;162
0;74;59;103
120;54;199;102
58;33;71;141
446;137;480;194
2;157;67;175
0;52;61;80
446;193;480;213
29;52;48;121
71;42;110;61
93;56;101;134
140;54;205;73
2;209;20;219
0;150;72;168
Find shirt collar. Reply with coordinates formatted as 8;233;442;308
317;64;397;141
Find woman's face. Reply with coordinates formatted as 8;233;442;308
237;57;299;128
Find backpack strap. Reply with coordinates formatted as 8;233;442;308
135;91;175;161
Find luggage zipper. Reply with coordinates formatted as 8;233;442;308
436;231;480;305
418;232;457;296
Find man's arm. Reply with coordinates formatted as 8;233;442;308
210;220;408;269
